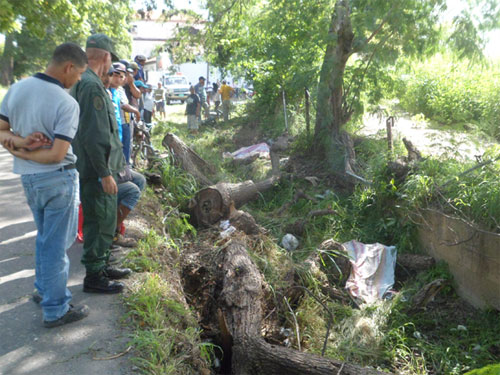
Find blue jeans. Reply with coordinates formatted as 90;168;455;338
21;168;79;322
117;169;146;210
122;122;131;164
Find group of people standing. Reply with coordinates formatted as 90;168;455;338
0;34;146;328
185;76;235;134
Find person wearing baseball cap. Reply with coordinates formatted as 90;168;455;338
70;34;132;295
133;55;146;82
86;33;119;62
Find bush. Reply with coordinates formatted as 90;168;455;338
395;55;500;138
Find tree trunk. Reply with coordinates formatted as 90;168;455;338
305;88;311;136
162;133;215;186
313;0;354;172
189;177;279;227
0;33;15;86
219;240;390;375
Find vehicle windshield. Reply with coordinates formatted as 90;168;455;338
165;77;188;85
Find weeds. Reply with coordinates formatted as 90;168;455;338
129;104;500;374
123;230;211;374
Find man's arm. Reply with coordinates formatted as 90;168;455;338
126;73;142;99
0;119;51;150
121;103;140;120
2;137;69;163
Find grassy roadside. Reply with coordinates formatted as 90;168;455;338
125;102;500;374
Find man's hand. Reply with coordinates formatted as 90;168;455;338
23;132;52;150
2;138;29;159
101;175;118;195
134;110;141;121
126;72;134;85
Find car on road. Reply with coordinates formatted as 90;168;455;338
163;74;190;104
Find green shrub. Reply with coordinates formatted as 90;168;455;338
395;55;500;138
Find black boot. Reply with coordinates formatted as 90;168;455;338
83;271;124;294
103;265;132;280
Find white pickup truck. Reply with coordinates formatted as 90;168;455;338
163;74;190;104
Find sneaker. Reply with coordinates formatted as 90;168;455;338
43;304;89;328
32;291;42;304
113;233;137;248
103;266;132;280
83;272;124;294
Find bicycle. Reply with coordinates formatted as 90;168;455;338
131;120;158;169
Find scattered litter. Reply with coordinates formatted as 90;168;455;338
457;325;467;332
223;142;270;160
220;220;231;230
413;331;422;339
280;327;292;337
315;189;334;200
219;220;236;238
220;226;236;238
343;240;397;304
281;233;299;252
472;344;481;351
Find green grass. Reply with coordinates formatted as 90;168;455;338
122;229;211;374
130;103;500;375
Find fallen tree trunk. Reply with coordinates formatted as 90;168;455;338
162;133;215;186
219;239;391;375
189;177;279;227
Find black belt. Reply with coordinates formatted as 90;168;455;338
62;164;76;170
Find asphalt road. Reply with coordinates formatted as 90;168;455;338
0;147;133;375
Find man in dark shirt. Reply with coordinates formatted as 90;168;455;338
185;86;200;134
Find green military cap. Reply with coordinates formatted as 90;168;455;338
86;33;119;62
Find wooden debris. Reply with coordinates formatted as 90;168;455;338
230;209;261;235
162;133;215;186
410;279;447;312
403;137;422;162
219;239;390;375
189;177;279;227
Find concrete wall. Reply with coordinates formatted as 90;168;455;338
417;209;500;310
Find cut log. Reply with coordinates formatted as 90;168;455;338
162;133;215;186
219;239;390;375
189;177;279;227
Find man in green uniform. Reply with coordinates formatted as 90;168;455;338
71;34;131;293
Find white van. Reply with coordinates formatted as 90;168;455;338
163;73;190;104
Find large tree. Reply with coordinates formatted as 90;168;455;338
199;0;499;173
0;0;133;85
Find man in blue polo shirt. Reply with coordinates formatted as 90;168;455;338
0;43;89;328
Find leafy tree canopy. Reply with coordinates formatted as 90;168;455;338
0;0;133;83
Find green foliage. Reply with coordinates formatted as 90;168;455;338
124;272;210;374
158;156;199;204
465;364;500;375
123;230;164;272
1;0;133;82
395;55;500;137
